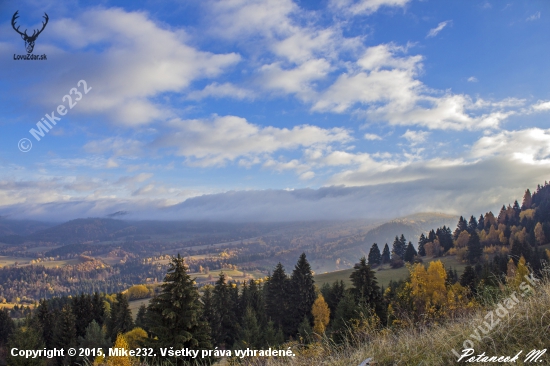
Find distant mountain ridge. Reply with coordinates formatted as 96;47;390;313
363;212;458;248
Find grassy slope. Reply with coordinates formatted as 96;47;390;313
315;255;468;288
258;272;550;366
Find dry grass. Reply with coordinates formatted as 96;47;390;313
240;270;550;366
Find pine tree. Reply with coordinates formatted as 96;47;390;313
265;262;290;334
403;242;417;263
381;243;391;264
145;254;212;362
349;257;385;322
418;233;427;257
467;231;483;264
367;243;382;265
289;253;316;336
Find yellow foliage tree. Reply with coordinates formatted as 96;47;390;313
107;334;131;366
512;256;529;289
312;294;330;336
123;327;148;349
410;260;447;317
534;223;546;246
126;285;150;300
506;258;517;283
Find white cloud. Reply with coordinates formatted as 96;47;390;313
467;76;478;83
186;82;255;101
84;137;144;157
526;11;541;21
426;20;452;38
155;115;352;167
44;8;240;125
531;100;550;112
401;129;430;145
330;0;411;15
364;133;383;140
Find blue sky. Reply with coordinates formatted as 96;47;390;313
1;0;550;221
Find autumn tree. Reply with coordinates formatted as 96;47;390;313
107;334;131;366
368;243;382;265
522;189;532;210
311;294;330;336
535;222;546;245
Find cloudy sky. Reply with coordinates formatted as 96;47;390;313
1;0;549;221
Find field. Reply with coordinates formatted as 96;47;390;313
314;255;468;288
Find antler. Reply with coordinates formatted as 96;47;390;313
32;13;49;38
11;11;27;37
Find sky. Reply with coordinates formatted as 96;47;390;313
0;0;549;222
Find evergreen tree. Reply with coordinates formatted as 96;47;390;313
467;216;478;233
428;229;437;242
403;242;417;263
460;265;477;295
0;308;14;345
418;233;427;256
108;293;134;341
73;294;95;338
289;253;316;336
330;292;359;343
453;216;468;239
236;307;261;348
210;273;237;347
511;238;532;264
381;243;391;264
367;243;382;265
7;324;45;366
265;262;290;334
145;254;212;363
34;299;54;349
467;231;483;264
392;236;406;259
134;304;147;331
78;320;110;354
477;214;485;231
437;226;454;252
349;257;386;322
53;304;77;365
320;280;346;321
91;292;105;326
297;316;313;343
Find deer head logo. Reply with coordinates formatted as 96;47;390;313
12;11;49;54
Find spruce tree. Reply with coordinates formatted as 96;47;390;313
73;294;95;338
477;214;485;231
467;231;483;264
349;257;385;322
108;293;134;341
78;320;110;355
467;216;478;233
145;254;211;362
418;233;427;256
392;236;406;259
368;243;382;265
289;253;316;336
7;323;45;366
403;242;417;263
53;304;77;365
265;262;290;334
331;292;359;343
35;299;54;348
236;307;262;348
460;265;477;295
211;273;238;347
381;243;391;264
0;308;14;345
134;304;147;331
320;280;345;321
